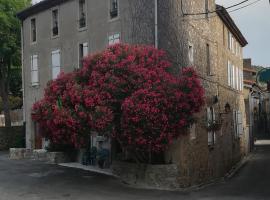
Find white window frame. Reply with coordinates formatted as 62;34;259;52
232;64;236;89
189;123;196;140
108;33;120;45
228;31;231;50
31;55;39;86
51;50;61;79
227;61;232;87
78;0;87;30
240;69;244;91
51;8;59;38
109;0;119;20
207;107;216;147
78;42;88;68
232;37;235;54
30;18;37;44
236;67;239;91
188;42;194;65
206;43;211;75
233;110;243;138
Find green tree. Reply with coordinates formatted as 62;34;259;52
0;0;30;126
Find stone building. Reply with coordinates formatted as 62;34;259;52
243;59;270;142
17;0;248;188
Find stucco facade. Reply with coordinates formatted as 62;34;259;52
18;0;248;187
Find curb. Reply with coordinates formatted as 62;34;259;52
224;155;250;180
60;155;251;193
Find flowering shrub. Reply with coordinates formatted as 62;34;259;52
121;67;204;153
32;44;204;158
32;72;113;148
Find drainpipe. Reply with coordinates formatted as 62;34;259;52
21;22;27;147
154;0;158;48
21;23;25;123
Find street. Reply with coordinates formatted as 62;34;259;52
0;142;269;200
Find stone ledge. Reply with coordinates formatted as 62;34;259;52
112;161;180;190
9;148;71;164
10;148;32;160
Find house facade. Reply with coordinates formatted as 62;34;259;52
243;59;270;143
18;0;248;187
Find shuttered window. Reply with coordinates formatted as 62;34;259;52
79;42;88;68
236;67;239;90
52;50;61;79
207;107;216;146
108;33;120;45
228;61;232;86
31;55;39;86
233;110;243;138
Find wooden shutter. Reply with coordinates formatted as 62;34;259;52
83;42;88;57
206;107;214;146
212;107;216;144
31;55;39;85
52;50;61;79
227;61;230;86
237;111;243;136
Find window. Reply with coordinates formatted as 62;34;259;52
232;37;235;54
188;42;194;65
240;69;243;91
31;55;39;86
207;107;216;146
79;0;86;29
110;0;118;19
227;61;231;86
79;42;88;68
233;110;243;138
236;67;239;90
31;18;37;43
51;50;61;79
232;64;236;89
206;43;211;75
52;9;59;37
108;33;120;45
228;61;243;91
228;31;232;50
190;124;196;140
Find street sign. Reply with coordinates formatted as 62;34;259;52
256;68;270;89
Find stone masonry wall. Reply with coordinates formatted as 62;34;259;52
161;0;248;187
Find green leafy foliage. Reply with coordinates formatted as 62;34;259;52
0;96;23;111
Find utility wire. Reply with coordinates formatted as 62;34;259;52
182;0;263;21
228;0;262;12
182;0;253;16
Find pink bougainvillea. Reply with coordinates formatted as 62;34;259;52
32;44;204;154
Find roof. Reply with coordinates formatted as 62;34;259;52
243;67;257;74
244;79;256;85
17;0;70;20
216;5;248;47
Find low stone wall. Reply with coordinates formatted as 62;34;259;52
112;161;179;190
0;126;25;150
10;148;32;160
9;148;71;164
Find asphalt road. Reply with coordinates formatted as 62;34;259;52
1;142;270;200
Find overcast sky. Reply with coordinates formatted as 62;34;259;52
32;0;269;67
216;0;269;67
